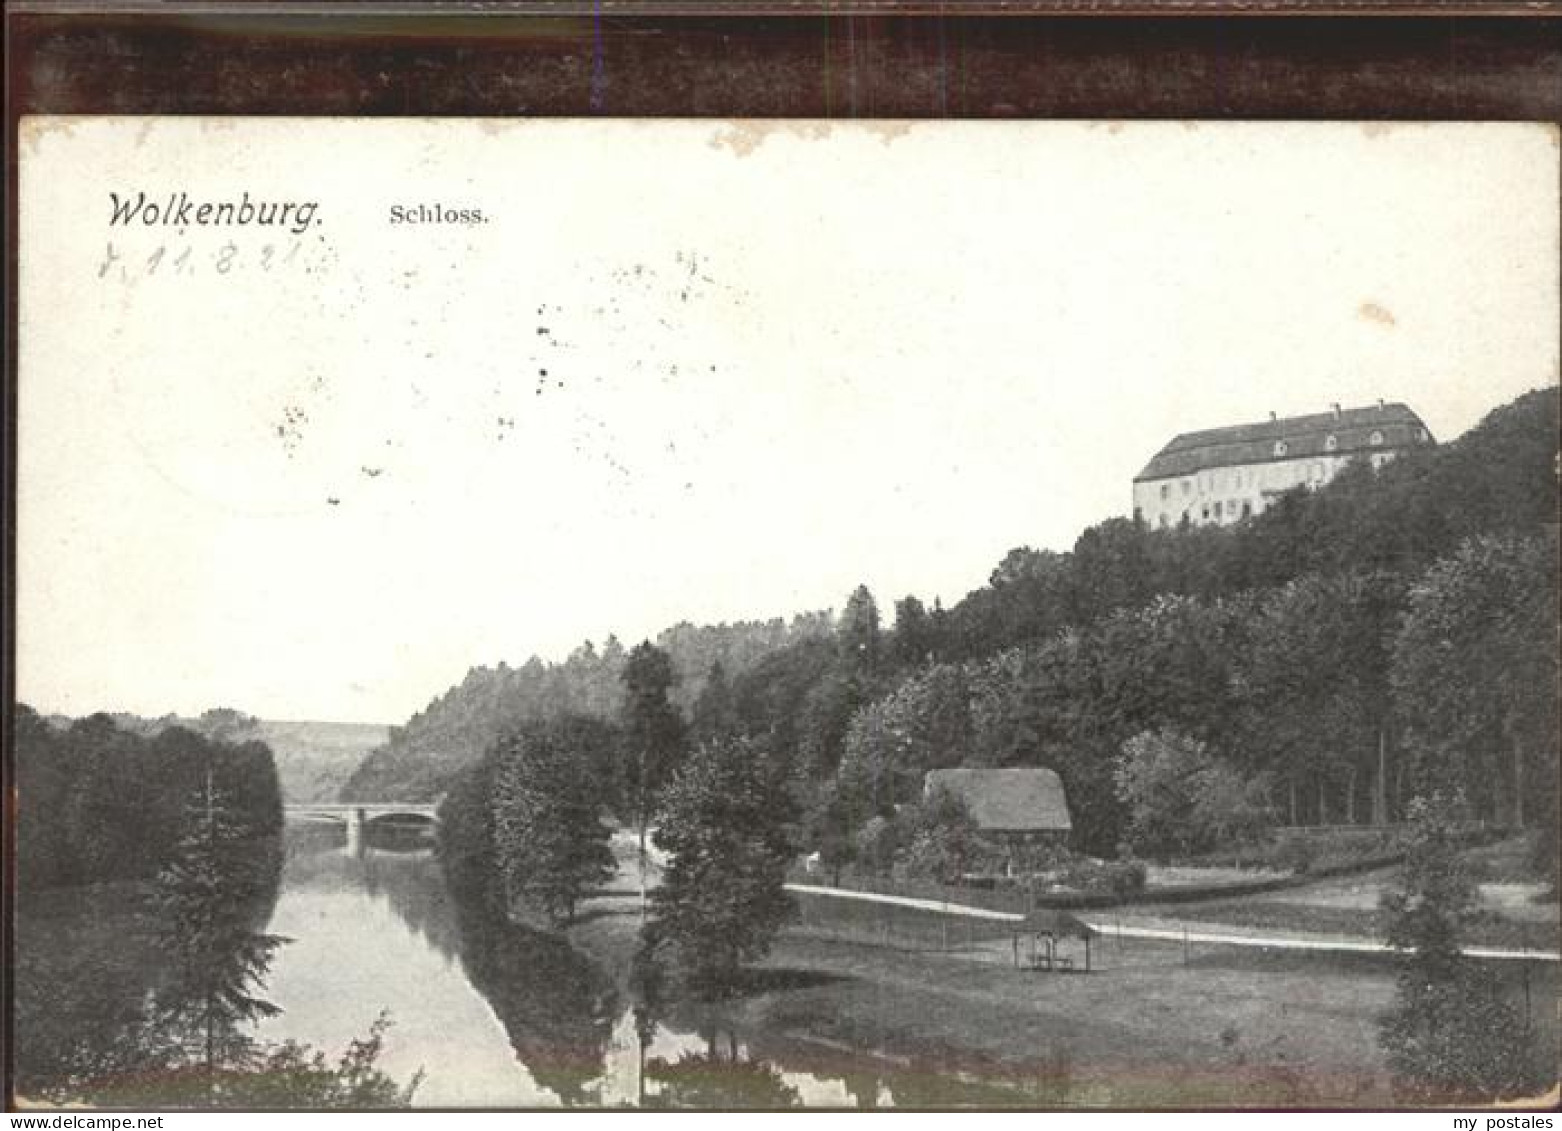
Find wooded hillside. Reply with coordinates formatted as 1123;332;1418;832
349;387;1560;865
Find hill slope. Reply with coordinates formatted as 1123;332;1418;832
255;719;392;803
339;614;833;803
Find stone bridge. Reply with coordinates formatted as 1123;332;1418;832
283;802;438;853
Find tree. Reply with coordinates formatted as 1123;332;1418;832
1069;517;1154;623
436;754;505;912
1391;533;1560;827
642;738;795;998
690;660;739;743
724;634;837;757
800;780;860;880
87;1015;420;1109
796;668;864;778
967;637;1123;856
490;716;617;927
839;584;882;677
947;547;1074;657
1114;730;1271;856
621;642;686;828
1378;792;1537;1103
152;767;289;1091
892;786;979;883
621;641;687;902
889;594;935;667
646;1048;801;1109
215;1015;421;1108
192;708;261;744
1235;572;1404;825
837;661;974;814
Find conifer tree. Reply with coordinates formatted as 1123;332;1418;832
621;642;686;901
153;765;288;1091
1378;791;1536;1103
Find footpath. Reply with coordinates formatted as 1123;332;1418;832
784;882;1561;963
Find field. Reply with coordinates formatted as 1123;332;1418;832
743;908;1557;1106
567;833;1557;1107
743;930;1391;1105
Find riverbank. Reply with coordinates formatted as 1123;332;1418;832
561;828;659;990
556;830;1558;1106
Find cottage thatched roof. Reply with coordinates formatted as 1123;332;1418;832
1134;402;1431;482
924;767;1072;833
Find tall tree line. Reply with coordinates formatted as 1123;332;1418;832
14;707;283;890
343;613;834;802
395;387;1556;857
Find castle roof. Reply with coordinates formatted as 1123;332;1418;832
924;767;1072;833
1134;402;1432;483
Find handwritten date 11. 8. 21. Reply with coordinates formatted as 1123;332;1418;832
96;236;335;282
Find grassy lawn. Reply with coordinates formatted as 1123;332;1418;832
1165;896;1558;952
734;928;1414;1106
790;890;1018;950
1148;858;1559;953
566;829;1558;1108
746;883;1558;1106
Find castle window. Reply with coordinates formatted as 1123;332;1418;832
1415;427;1427;442
1158;514;1169;529
1241;501;1252;519
1369;430;1384;446
1274;440;1288;457
1160;483;1170;500
1214;501;1223;518
1325;434;1338;452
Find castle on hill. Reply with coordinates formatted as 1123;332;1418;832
1132;401;1434;529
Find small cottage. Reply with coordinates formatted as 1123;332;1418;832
923;767;1073;849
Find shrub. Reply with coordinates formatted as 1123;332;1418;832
852;815;899;876
887;787;979;884
1273;834;1317;875
1047;859;1147;897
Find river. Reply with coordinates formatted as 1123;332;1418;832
16;821;884;1108
264;823;894;1106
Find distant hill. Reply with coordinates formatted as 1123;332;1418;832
339;613;835;803
253;719;392;804
49;711;390;804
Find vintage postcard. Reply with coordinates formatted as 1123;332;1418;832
11;118;1560;1109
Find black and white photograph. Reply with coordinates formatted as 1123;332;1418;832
9;114;1560;1111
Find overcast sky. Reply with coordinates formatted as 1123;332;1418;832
18;119;1560;723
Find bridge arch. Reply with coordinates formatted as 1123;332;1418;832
362;810;438;829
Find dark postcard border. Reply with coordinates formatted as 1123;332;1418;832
7;14;1562;118
5;5;1561;1113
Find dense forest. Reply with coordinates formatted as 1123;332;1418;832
50;709;389;805
13;707;284;889
359;387;1559;866
342;612;834;800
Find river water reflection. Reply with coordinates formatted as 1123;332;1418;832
253;824;865;1108
17;823;1024;1107
15;820;949;1107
